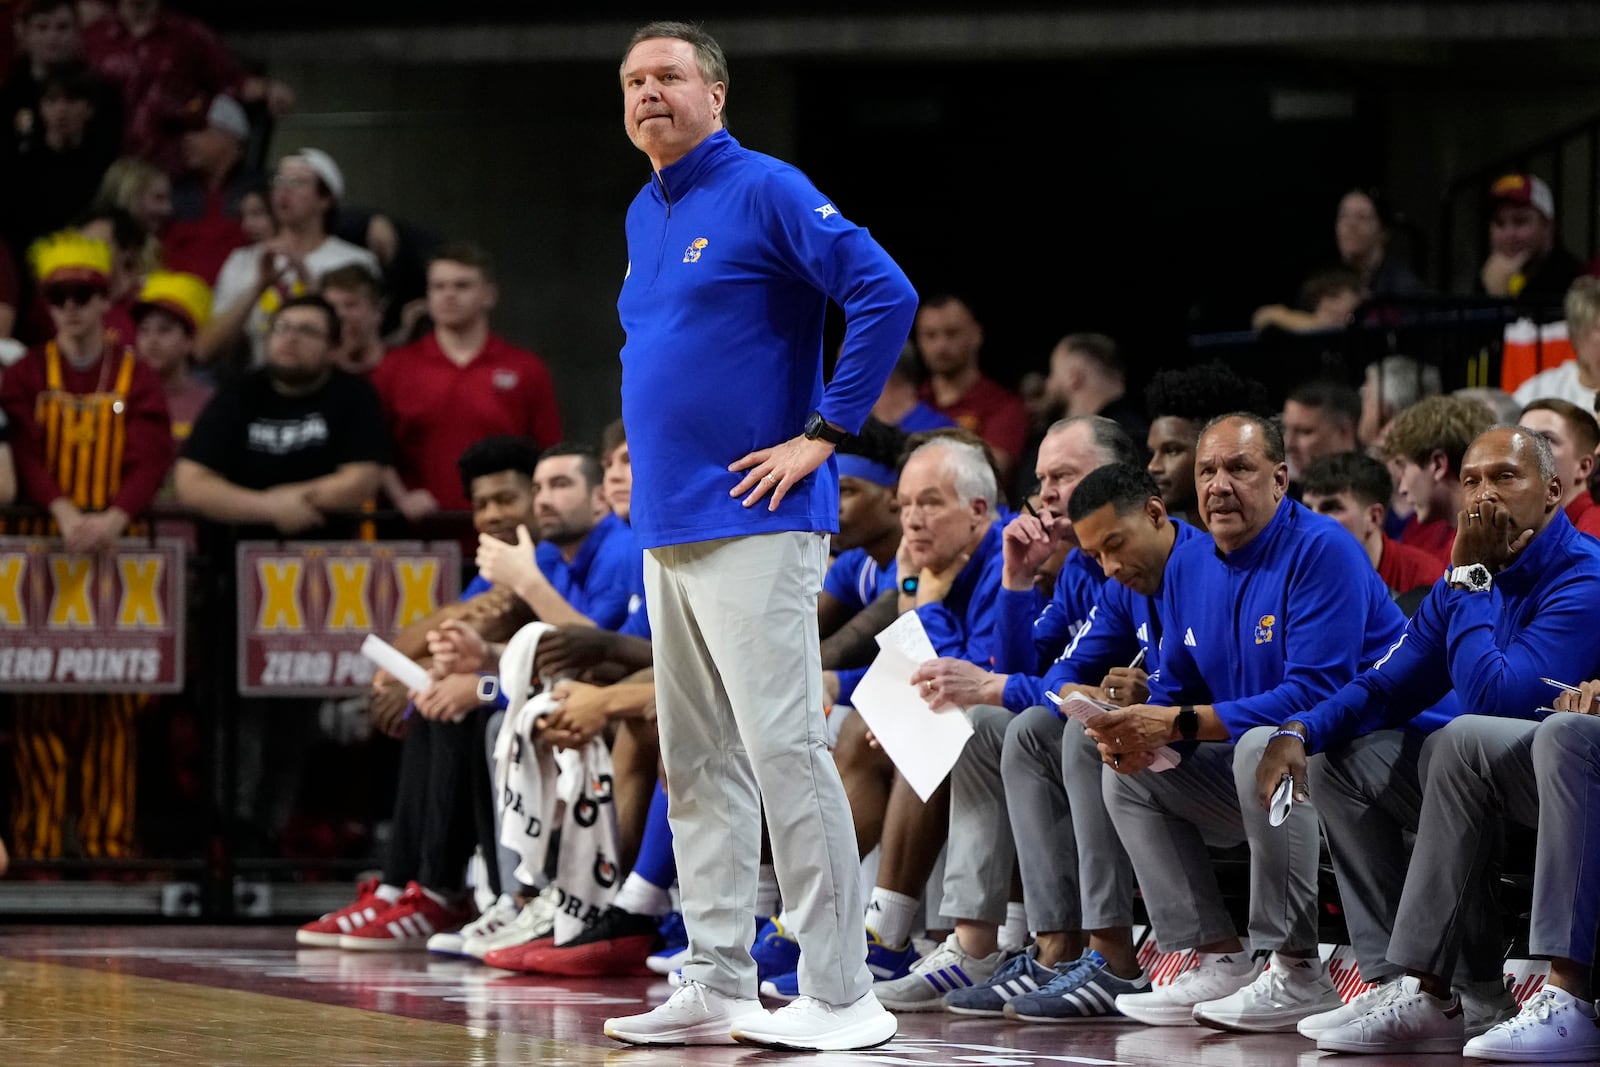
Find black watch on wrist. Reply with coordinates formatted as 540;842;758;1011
1176;705;1199;741
900;574;919;595
804;410;848;446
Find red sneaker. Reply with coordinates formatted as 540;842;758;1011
484;906;658;976
338;881;475;951
296;878;390;947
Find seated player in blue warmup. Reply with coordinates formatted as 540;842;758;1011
1253;425;1600;1057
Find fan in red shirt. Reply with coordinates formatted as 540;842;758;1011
1385;394;1497;568
83;0;292;175
1518;397;1600;539
1301;451;1444;599
371;243;561;520
913;293;1027;483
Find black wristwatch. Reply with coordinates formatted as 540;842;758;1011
1175;705;1199;741
804;410;848;446
900;575;919;595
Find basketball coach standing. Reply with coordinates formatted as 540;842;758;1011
601;19;917;1054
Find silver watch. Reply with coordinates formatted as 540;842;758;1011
1446;563;1492;592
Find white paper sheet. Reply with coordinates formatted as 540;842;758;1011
1046;690;1182;772
359;633;433;693
851;644;974;801
874;607;941;663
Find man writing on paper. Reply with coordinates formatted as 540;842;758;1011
1084;412;1407;1034
930;462;1207;1023
1253;424;1600;1056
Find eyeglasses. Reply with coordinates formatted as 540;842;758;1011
270;319;329;341
44;283;107;308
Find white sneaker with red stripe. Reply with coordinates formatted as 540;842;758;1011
295;878;395;947
428;893;520;957
338;881;474;951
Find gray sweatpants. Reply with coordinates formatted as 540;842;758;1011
942;702;1151;933
942;704;1016;925
646;532;869;1006
1388;714;1600;981
1102;725;1321;953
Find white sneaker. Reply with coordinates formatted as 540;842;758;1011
732;990;897;1051
604;979;767;1046
1316;975;1465;1055
1297;979;1401;1040
1193;953;1344;1033
1115;952;1263;1026
1459;975;1520;1037
873;933;1006;1012
428;893;519;956
462;885;559;960
1464;986;1600;1062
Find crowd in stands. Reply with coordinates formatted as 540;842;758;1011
7;4;1600;1063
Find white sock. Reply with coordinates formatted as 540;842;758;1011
1271;952;1323;983
755;864;780;920
376;883;403;904
998;902;1029;953
864;888;919;949
1199;950;1255;974
611;872;673;917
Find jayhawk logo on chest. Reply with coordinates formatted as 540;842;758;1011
1255;614;1276;645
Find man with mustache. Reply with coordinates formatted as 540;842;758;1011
1086;412;1407;1034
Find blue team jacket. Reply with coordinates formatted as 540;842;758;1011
534;512;642;632
918;521;1006;667
1039;520;1207;703
617;129;918;549
1297;508;1600;753
996;548;1107;710
1149;498;1407;742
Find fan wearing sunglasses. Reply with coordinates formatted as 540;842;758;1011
0;229;173;863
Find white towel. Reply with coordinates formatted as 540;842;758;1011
493;621;622;944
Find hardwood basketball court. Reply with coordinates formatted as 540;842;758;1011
0;924;1478;1065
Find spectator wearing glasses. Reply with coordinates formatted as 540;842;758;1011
175;293;386;540
0;230;173;860
204;149;379;368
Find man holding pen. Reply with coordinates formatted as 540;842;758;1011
929;463;1203;1023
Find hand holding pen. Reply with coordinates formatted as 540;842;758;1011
1547;677;1600;716
1100;646;1150;708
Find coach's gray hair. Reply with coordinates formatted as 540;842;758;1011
1492;423;1558;483
910;438;997;509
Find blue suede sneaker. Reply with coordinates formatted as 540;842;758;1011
759;969;800;1002
750;918;801;983
865;928;917;982
944;947;1056;1017
1004;950;1149;1023
645;911;688;976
